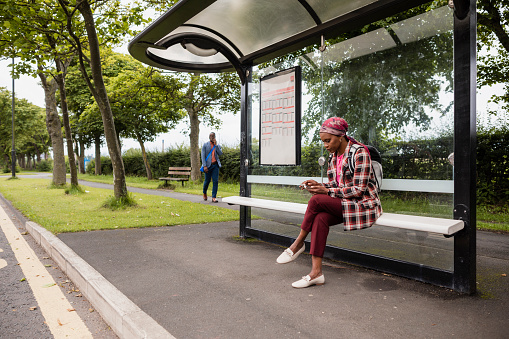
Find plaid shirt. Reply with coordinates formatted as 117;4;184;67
324;141;382;231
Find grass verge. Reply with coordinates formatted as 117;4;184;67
0;178;240;234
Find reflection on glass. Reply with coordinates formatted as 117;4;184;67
247;5;455;269
307;0;378;24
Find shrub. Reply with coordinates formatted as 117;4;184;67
85;157;113;175
36;160;53;172
476;126;509;205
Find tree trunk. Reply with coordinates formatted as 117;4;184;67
79;139;86;174
55;59;78;186
188;107;201;181
137;135;152;180
74;139;82;174
185;73;202;181
34;144;41;163
78;1;127;198
39;73;66;185
94;134;101;175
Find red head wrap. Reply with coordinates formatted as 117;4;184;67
319;117;348;137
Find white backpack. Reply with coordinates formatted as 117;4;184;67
346;144;383;193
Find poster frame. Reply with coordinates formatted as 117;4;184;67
258;66;301;166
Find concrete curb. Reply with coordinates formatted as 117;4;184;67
25;221;175;339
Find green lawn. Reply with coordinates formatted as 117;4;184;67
0;178;240;234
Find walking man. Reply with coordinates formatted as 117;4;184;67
202;132;222;203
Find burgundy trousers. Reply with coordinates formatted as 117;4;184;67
301;194;344;257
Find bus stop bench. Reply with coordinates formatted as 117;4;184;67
159;167;191;186
222;196;464;236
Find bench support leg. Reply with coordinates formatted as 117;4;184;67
239;206;251;238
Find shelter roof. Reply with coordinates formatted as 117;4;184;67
128;0;432;81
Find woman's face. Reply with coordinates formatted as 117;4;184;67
320;132;342;153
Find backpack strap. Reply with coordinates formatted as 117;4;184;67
347;143;377;186
347;143;363;174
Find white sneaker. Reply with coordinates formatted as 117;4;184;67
276;245;305;264
292;274;325;288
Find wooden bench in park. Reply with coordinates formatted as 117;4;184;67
159;167;191;186
222;196;464;236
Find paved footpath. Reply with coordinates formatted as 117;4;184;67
3;176;509;338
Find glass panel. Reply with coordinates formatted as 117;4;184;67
390;6;453;44
307;0;378;23
187;0;316;56
247;5;455;270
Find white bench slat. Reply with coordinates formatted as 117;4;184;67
222;196;464;236
224;196;307;214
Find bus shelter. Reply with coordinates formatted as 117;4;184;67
129;0;477;294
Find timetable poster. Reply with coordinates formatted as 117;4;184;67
259;66;301;166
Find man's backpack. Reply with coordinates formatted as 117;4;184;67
346;144;383;193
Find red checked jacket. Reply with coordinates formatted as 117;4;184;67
324;140;382;231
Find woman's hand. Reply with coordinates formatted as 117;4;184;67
301;180;328;195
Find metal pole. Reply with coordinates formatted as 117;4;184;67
239;66;252;237
11;57;16;178
453;0;476;294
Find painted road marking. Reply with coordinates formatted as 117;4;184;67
0;206;93;338
0;247;6;269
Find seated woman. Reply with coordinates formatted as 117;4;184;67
276;117;382;288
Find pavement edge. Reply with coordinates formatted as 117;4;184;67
25;221;175;339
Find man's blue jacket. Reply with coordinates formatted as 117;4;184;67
201;141;222;168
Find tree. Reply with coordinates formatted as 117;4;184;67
303;32;453;144
108;66;184;179
57;0;150;199
0;1;71;185
65;59;103;174
15;103;50;170
0;88;49;170
180;73;241;180
262;3;451;144
39;70;67;184
65;50;183;178
477;1;509;114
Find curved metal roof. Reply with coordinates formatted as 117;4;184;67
128;0;432;83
